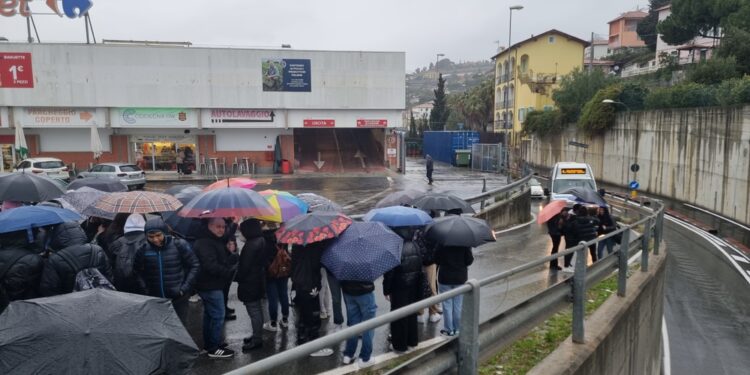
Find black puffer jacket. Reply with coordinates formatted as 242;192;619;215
0;232;44;306
40;222;113;297
435;245;473;285
193;225;239;291
383;240;423;296
291;241;326;295
108;231;147;293
546;213;564;236
134;218;200;299
236;220;272;302
565;215;600;245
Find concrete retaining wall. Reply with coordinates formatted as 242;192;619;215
529;248;667;375
475;187;531;229
525;105;750;225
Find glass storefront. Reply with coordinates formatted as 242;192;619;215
130;136;197;172
1;144;16;172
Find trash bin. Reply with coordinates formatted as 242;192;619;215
454;149;471;167
281;159;291;174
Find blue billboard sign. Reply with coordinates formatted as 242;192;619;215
262;59;311;92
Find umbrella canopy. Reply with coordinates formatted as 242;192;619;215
425;215;495;248
0;173;65;202
0;205;82;234
164;184;204;197
162;185;205;240
60;187;107;214
204;177;257;191
375;189;422;208
559;187;608;207
91;191;183;214
68;177;129;193
411;193;475;214
0;289;198;375
256;190;309;223
537;199;568;224
14;124;28;159
90;127;104;160
276;211;353;245
363;206;434;227
297;193;343;212
321;222;403;282
177;187;274;218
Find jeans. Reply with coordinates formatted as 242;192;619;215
439;283;463;333
244;300;264;343
198;290;225;351
326;270;345;324
342;292;377;361
266;277;290;322
597;238;615;260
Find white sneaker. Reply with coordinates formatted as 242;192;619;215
429;313;442;323
342;355;354;365
562;266;575;273
356;358;374;368
310;348;334;357
320;311;329;320
417;314;426;324
263;321;278;332
333;323;343;331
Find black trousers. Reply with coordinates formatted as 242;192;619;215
549;234;561;268
563;243;598;267
295;292;321;343
390;286;419;351
426;169;433;184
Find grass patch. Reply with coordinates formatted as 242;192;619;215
478;276;620;375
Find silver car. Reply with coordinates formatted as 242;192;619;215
78;163;146;190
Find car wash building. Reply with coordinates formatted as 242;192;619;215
0;43;405;174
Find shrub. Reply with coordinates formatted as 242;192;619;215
522;109;566;138
686;57;741;85
645;82;718;109
578;84;623;134
552;68;618;124
715;76;750;106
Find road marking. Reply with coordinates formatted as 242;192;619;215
731;254;750;264
683;203;750;232
662;315;672;375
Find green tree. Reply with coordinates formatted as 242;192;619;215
717;26;750;75
658;0;741;45
578;84;624;134
551;68;617;124
408;111;417;138
637;0;672;50
430;74;450;131
686;57;740;84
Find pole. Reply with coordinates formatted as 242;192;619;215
26;16;33;43
503;9;514;184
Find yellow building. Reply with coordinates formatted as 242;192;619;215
492;29;588;144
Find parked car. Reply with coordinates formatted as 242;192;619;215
529;178;545;198
13;157;70;182
78;163;146;190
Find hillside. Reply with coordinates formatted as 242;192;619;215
406;59;494;106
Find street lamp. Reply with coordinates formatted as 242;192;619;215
503;5;523;183
601;99;630;111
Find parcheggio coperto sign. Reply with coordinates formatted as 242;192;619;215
111;108;198;128
1;0;93;18
262;59;311;92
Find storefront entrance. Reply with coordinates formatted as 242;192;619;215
130;136;197;173
1;144;16;172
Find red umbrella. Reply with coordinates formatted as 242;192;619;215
276;211;353;246
204;178;257;191
537;199;568;224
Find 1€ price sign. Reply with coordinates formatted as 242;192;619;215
0;53;34;88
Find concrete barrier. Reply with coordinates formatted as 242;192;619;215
475;187;531;230
528;247;667;375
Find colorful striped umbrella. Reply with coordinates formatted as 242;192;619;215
256;190;309;223
92;191;183;214
204;178;257;191
276;211;353;246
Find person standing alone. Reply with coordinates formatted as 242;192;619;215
425;155;434;185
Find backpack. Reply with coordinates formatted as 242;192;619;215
267;245;291;279
56;245;115;292
114;238;142;287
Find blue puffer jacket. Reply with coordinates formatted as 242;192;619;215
134;218;200;299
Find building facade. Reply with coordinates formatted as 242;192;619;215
607;10;647;51
0;43;405;174
655;4;718;66
492;29;588;145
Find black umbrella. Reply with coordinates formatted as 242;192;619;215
375;189;422;208
68;177;128;192
425;215;495;247
559;187;608;207
163;185;205;240
411;193;475;214
0;289;198;374
0;173;65;202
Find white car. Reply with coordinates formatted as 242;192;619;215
13;157;70;182
78;163;146;190
529;178;545;198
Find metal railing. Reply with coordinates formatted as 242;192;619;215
225;192;664;375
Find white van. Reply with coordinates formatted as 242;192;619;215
548;162;597;202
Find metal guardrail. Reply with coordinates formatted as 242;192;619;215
225;187;664;375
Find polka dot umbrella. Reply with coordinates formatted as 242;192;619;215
321;221;403;282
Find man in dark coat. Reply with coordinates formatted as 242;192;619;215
134;217;200;324
290;240;329;351
108;214;147;293
39;222;112;297
383;227;424;352
546;208;569;271
435;243;474;337
193;217;239;359
425;154;434;184
236;219;272;351
562;205;600;273
0;229;44;313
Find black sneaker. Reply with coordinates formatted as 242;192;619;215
242;340;263;352
226;307;236;314
225;313;237;321
219;342;229;349
207;347;235;359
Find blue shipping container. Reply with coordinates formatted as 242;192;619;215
423;131;481;165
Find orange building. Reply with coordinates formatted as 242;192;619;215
608;10;647;51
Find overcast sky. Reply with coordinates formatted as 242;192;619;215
0;0;645;72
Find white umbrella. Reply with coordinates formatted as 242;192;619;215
14;124;28;160
90;127;103;160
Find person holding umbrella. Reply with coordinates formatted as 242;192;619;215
108;214;148;293
236;219;274;352
0;229;44;313
382;226;423;352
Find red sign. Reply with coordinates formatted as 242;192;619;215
303;119;335;128
0;53;33;88
356;119;388;127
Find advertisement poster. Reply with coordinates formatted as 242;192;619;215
262;59;311;92
0;53;34;88
14;107;105;127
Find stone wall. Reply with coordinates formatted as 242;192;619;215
475;188;531;229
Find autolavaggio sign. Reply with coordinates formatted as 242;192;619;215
0;0;93;18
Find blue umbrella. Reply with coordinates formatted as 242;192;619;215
321;222;403;282
363;206;434;227
0;206;82;234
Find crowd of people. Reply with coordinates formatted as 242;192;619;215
0;205;474;368
546;204;617;272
